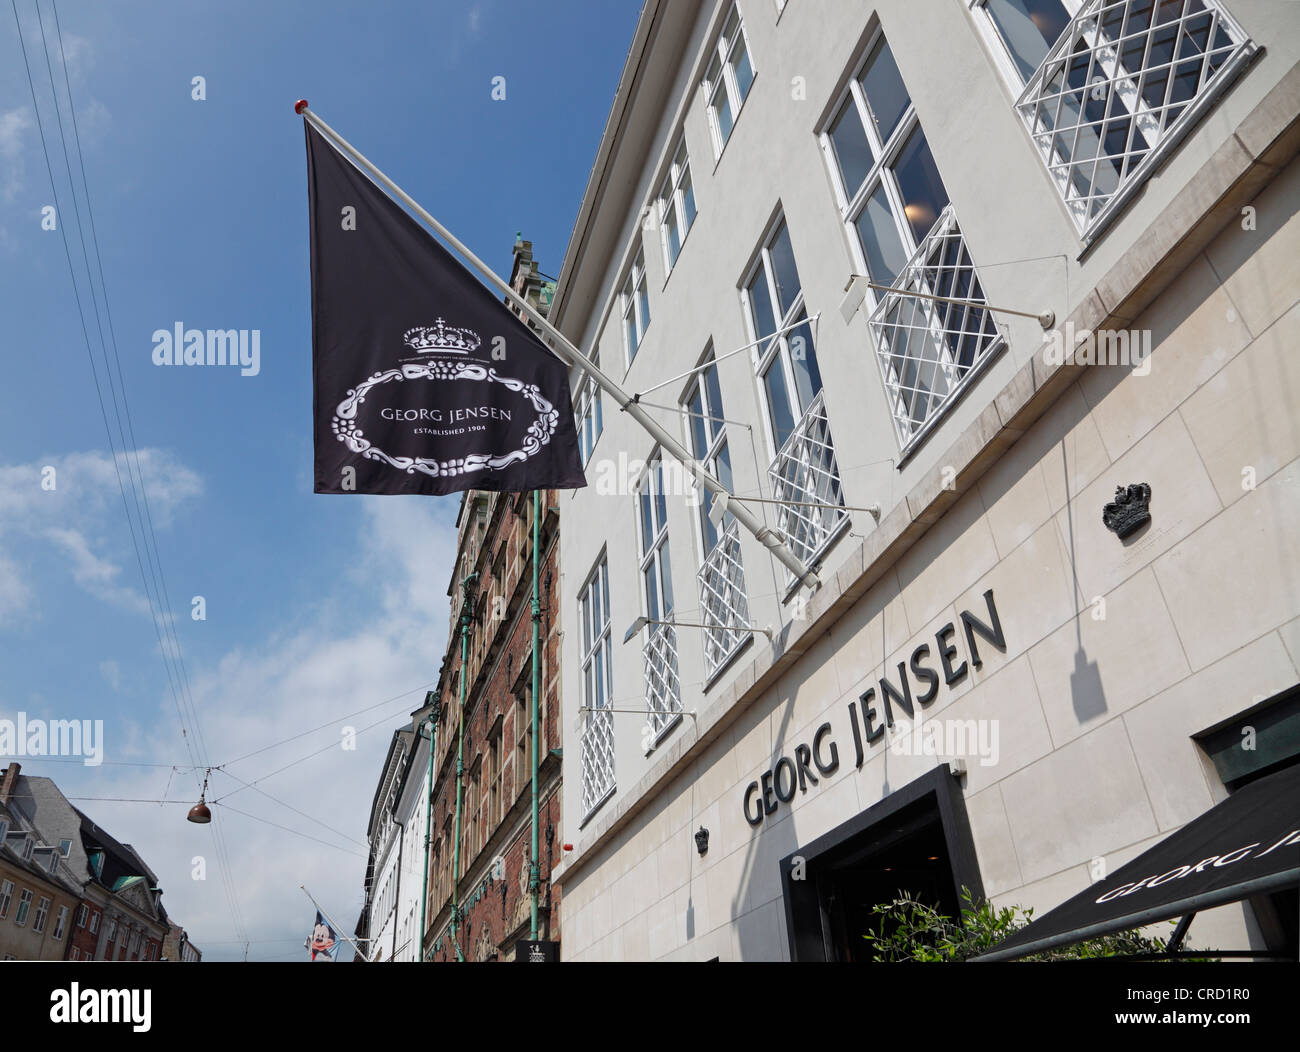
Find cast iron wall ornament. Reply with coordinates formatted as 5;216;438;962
694;827;710;856
1103;483;1152;539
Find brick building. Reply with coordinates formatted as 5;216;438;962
421;239;565;962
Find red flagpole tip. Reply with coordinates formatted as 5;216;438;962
294;99;309;115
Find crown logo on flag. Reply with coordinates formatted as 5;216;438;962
403;319;481;356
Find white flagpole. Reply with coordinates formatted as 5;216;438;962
295;101;822;591
301;884;364;959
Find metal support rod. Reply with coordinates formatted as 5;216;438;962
297;105;821;591
529;489;541;941
300;885;365;958
631;313;821;398
844;274;1055;327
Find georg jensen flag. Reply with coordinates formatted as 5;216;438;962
306;122;586;496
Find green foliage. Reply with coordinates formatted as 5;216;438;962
860;887;1187;962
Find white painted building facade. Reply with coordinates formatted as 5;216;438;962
363;706;433;962
549;0;1300;960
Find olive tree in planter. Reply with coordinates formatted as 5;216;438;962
861;887;1190;962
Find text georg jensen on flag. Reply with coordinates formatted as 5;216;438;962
305;123;586;496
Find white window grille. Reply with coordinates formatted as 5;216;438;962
0;880;12;920
578;557;615;818
684;352;751;675
868;205;1003;449
52;904;68;940
575;365;603;466
636;455;682;741
972;0;1255;238
658;137;698;272
703;3;756;156
768;390;847;570
642;620;682;741
620;248;651;364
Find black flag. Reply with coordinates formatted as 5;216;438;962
305;122;586;496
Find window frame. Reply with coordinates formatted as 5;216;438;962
702;2;757;158
681;349;734;559
575;364;604;467
0;879;12;920
739;214;820;462
52;904;68;940
818;27;938;299
657;136;698;274
15;888;32;927
635;451;676;630
620;247;651;366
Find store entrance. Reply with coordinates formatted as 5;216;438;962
780;765;982;962
820;800;959;961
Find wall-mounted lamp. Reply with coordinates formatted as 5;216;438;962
694;827;710;857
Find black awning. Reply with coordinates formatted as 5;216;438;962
972;762;1300;961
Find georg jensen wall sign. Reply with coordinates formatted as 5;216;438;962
742;589;1007;827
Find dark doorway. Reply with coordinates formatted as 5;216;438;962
780;765;981;962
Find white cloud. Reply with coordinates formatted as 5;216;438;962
99;658;121;691
32;495;463;959
0;107;32;204
0;449;202;617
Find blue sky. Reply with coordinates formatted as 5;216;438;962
0;0;639;961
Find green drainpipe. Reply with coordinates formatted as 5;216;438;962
417;700;439;961
450;571;477;962
529;489;541;940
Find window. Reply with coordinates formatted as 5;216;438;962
69;946;80;961
637;454;675;626
684;351;735;555
822;33;949;288
703;3;756;156
684;352;752;675
973;0;1255;237
0;819;8;840
636;454;683;741
58;839;72;857
33;895;50;933
741;218;824;453
514;676;533;801
0;880;12;920
488;723;502;828
620;248;651;363
657;138;698;271
575;365;603;466
579;557;615;817
15;889;32;926
822;29;1000;451
106;916;117;942
52;905;68;940
89;910;99;934
741;216;845;569
76;904;88;928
